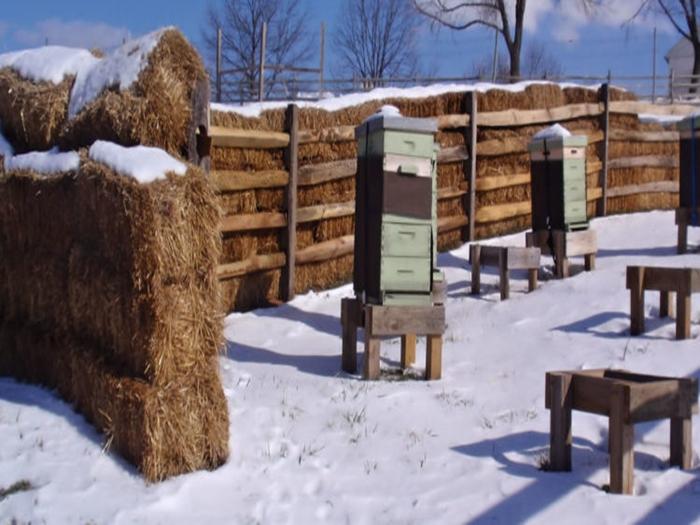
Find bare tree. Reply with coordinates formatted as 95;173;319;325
333;0;421;88
630;0;700;91
472;40;564;81
201;0;314;101
413;0;600;81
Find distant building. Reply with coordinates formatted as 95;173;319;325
666;37;694;98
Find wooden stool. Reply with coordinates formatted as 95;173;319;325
627;266;700;340
469;244;541;300
341;297;445;380
676;208;700;254
546;369;698;495
526;229;597;279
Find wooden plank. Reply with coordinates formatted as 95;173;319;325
608;155;679;169
212;169;289;191
547;372;573;471
438;215;470;233
478;102;603;127
477;130;604;157
220;212;286;233
609;383;634;495
364;336;381;380
499;248;509;300
565;229;598;257
438;145;469;163
587;187;603;201
437;113;470;129
676;289;691;340
609;129;680;143
298;125;355;144
297;201;355;223
609;100;696;117
216;252;286;280
209;125;290;149
401;334;417;368
628;380;688;422
506;246;541;270
569;374;614;416
298;159;356;186
466;91;478;242
295;235;354;264
470;244;481;295
627;266;700;293
437;186;468;200
366;305;445;337
341;298;358;373
599;83;610;217
475;200;531;223
670;417;693;469
607;181;679;198
426;335;443;380
282;104;299;301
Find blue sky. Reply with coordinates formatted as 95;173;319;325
0;1;678;95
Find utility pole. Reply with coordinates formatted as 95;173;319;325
652;26;657;102
259;22;267;102
491;28;499;82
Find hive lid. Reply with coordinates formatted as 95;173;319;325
529;124;588;152
355;105;437;138
678;112;700;131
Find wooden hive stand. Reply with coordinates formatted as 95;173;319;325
546;369;698;495
526;229;597;279
627;266;700;340
675;208;700;254
340;297;445;380
469;244;541;300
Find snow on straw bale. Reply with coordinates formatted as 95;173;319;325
0;46;98;85
89;140;186;183
5;148;80;174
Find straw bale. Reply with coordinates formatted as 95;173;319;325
60;29;208;158
476;215;531;239
297;224;315;250
478;117;600;141
608;141;678;158
298;176;355;207
476;185;530;207
222;230;282;262
211;147;285;171
219;270;281;312
587;201;598;217
437;131;465;148
607;193;677;215
299;142;356;165
437;162;466;190
219;190;258;214
0;70;72;152
437;229;463;251
0;320;228;482
295;254;353;295
608;167;677;188
438;196;466;217
477;153;530;177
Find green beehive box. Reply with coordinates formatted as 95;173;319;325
353;106;440;306
529;125;589;232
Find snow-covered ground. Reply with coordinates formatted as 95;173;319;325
2;210;700;524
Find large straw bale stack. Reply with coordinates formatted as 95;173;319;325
0;158;229;481
59;29;208;159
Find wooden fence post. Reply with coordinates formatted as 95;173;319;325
464;91;478;242
598;78;610;217
282;104;299;301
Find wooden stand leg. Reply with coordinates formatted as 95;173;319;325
678;221;688;255
363;337;381;380
676;291;691;340
527;268;538;292
553;233;568;278
425;335;442;380
341;299;358;373
659;291;671;318
609;385;634;495
470;244;481;295
670;417;693;469
401;334;417;368
584;253;596;272
628;267;645;336
498;249;509;301
548;373;573;471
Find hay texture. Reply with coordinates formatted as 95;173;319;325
0;154;228;481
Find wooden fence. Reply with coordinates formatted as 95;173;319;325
207;87;694;308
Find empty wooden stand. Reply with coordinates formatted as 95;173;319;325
469;244;541;300
526;229;597;279
676;208;700;254
341;297;445;380
627;266;700;340
546;369;698;495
